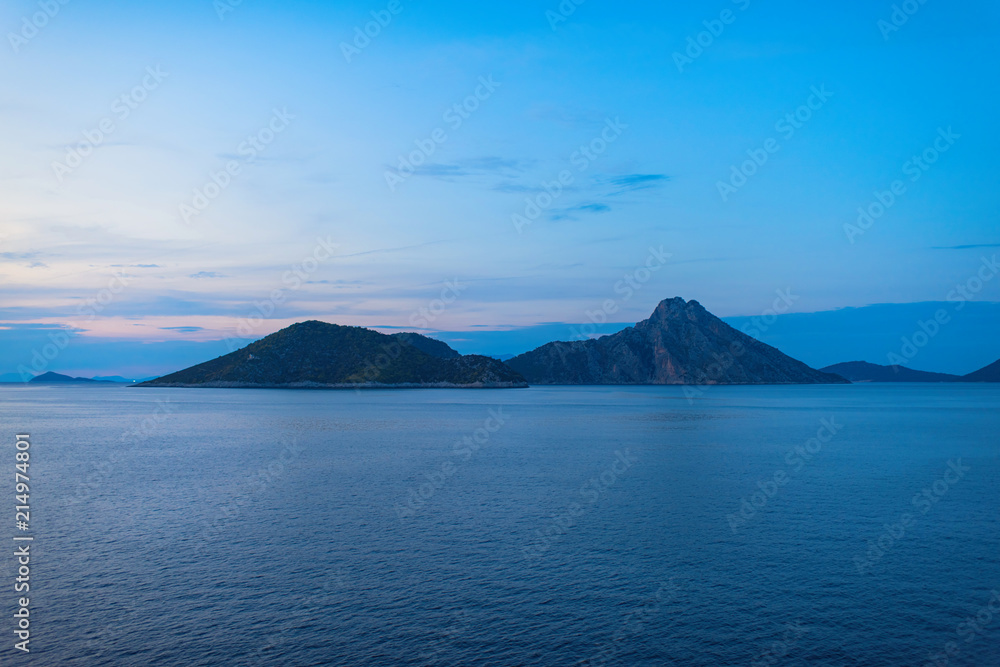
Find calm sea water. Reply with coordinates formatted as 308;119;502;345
1;384;998;666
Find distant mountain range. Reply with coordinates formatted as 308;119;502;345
820;361;961;383
4;297;998;388
821;359;1000;383
29;372;109;384
128;299;1000;388
0;372;153;384
505;298;848;385
138;322;528;388
92;375;150;383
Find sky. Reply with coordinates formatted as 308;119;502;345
1;0;998;378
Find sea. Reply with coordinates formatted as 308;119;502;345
1;384;998;666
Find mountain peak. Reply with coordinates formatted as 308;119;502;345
654;296;687;310
642;298;709;331
288;320;344;331
507;297;847;385
651;297;706;315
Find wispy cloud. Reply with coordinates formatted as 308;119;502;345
493;181;580;195
932;243;1000;250
549;203;611;221
410;164;467;178
160;326;204;333
189;271;227;279
0;322;80;332
525;103;608;128
606;173;669;194
464;157;532;172
305;279;367;286
409;156;534;180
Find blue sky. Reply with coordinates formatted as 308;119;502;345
1;0;998;377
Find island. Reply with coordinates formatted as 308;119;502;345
137;321;528;388
505;297;848;385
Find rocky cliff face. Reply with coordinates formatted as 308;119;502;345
140;321;527;388
505;298;848;385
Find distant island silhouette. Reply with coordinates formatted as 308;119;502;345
822;359;1000;383
29;372;112;384
138;323;528;388
21;298;999;389
507;297;847;385
138;297;852;388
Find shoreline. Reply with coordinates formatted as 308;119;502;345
133;380;531;389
